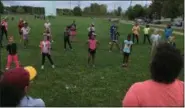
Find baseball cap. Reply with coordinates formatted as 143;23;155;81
0;66;37;89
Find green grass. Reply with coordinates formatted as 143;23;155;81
1;15;184;106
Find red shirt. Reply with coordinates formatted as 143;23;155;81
18;21;24;31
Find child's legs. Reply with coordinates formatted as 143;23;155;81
143;34;146;43
5;30;8;40
109;41;114;50
91;50;96;65
64;37;67;49
146;34;151;44
125;53;130;64
67;37;72;49
6;55;13;68
132;33;135;43
88;49;92;64
46;54;54;65
136;34;139;43
115;41;120;50
12;54;20;68
42;53;46;65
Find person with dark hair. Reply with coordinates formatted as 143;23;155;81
86;33;99;67
122;34;133;67
132;23;140;44
0;67;45;107
1;17;8;47
21;21;31;48
143;25;151;44
164;24;173;40
109;24;120;52
122;42;184;107
18;18;24;42
64;26;73;51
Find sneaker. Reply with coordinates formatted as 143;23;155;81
52;65;55;69
41;65;44;69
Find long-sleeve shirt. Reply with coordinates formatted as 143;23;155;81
6;43;17;55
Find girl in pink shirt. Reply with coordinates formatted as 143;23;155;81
39;37;55;70
86;34;99;67
123;43;184;107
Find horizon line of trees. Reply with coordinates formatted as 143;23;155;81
0;0;184;20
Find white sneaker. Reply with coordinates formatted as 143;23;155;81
41;65;44;69
52;65;55;69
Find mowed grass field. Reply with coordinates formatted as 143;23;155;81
1;15;184;106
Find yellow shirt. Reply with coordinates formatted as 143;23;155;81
132;26;140;35
144;28;150;34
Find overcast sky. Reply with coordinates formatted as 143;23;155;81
2;1;151;12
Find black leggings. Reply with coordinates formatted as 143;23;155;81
143;34;151;44
132;33;139;44
1;26;8;41
42;53;54;65
64;36;72;49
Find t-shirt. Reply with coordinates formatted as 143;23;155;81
122;79;184;107
164;28;173;37
123;40;133;53
132;26;140;35
40;41;51;53
6;43;17;55
21;27;30;35
44;22;51;29
18;21;24;31
151;34;161;43
143;27;150;34
88;39;97;50
19;96;45;107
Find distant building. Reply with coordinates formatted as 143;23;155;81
45;1;56;16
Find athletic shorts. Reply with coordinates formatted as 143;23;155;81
124;52;130;57
88;48;96;56
23;34;28;40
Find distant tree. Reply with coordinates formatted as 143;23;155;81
0;1;4;13
117;6;122;16
16;6;25;14
73;6;82;16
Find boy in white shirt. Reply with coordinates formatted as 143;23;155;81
21;22;31;48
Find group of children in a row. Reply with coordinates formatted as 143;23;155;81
2;17;176;70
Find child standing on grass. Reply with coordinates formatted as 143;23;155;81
39;36;55;70
64;26;73;51
143;25;151;44
150;29;161;57
21;22;31;48
122;34;133;67
6;36;20;70
86;33;99;67
168;35;176;48
109;25;120;52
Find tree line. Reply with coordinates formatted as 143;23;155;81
0;0;184;20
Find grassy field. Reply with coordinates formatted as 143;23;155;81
1;15;184;106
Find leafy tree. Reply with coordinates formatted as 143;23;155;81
0;1;4;14
16;6;25;14
73;6;82;16
117;6;122;16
